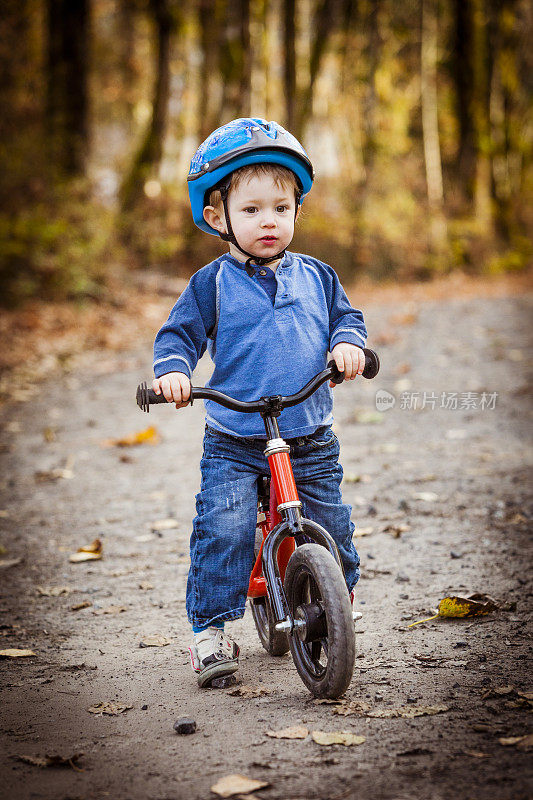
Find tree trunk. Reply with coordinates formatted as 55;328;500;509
218;0;251;121
198;0;220;140
295;0;338;140
120;0;173;212
283;0;296;130
471;0;493;232
362;0;380;173
45;0;90;176
421;0;447;257
452;0;475;188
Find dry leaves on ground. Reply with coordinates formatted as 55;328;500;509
92;605;127;616
150;518;178;531
383;523;411;537
332;700;372;716
138;581;154;590
412;491;439;502
87;702;133;716
0;649;36;658
0;557;23;569
69;538;103;563
37;586;70;597
498;734;533;751
34;456;75;482
210;774;270;798
14;752;84;769
353;527;374;537
266;725;309;739
330;700;447;719
409;593;498;626
366;704;449;719
101;426;159;448
139;634;171;648
69;600;93;611
311;730;366;746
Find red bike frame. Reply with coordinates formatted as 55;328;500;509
247;481;295;599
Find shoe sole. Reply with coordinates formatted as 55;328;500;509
197;659;239;688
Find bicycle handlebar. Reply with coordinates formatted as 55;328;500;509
136;348;380;414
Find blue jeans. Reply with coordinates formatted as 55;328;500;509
186;425;360;629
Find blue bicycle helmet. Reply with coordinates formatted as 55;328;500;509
187;118;314;265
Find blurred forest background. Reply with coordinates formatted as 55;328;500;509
1;0;531;307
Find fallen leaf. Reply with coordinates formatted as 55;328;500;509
266;725;309;739
69;600;92;611
0;649;36;658
210;774;270;798
101;426;159;448
517;734;533;751
311;730;366;746
150;518;178;531
34;455;75;482
383;523;411;537
139;634;171;648
37;586;70;597
481;685;515;699
43;427;57;443
135;534;158;543
464;750;491;758
138;581;154;590
228;685;270;699
332;700;372;716
14;752;83;769
409;594;498;627
0;557;23;569
367;705;448;719
412;491;439;502
92;605;127;616
353;527;374;537
69;538;103;563
87;702;132;716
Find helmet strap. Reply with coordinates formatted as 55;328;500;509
217;180;300;268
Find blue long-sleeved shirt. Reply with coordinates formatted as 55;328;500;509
153;251;367;438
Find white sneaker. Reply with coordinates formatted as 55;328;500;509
188;627;240;687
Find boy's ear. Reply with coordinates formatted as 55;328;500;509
295;204;301;221
203;205;227;234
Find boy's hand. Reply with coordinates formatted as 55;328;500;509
152;372;191;409
329;343;365;387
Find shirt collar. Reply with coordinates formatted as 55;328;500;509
221;251;293;271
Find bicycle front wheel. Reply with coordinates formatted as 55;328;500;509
284;544;355;698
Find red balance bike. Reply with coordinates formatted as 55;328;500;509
136;349;379;698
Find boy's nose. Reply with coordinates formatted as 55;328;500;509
260;214;276;228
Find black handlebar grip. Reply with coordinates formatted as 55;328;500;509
329;348;380;383
136;382;174;412
362;348;380;379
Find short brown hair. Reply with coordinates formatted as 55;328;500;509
208;163;299;208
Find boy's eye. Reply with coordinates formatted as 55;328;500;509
244;206;257;213
276;205;288;213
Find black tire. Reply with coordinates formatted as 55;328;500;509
284;544;355;698
250;596;290;656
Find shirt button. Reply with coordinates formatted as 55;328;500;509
258;269;267;276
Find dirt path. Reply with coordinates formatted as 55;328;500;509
1;289;532;800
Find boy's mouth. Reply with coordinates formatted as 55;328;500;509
259;236;278;243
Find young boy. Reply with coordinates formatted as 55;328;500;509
152;118;367;687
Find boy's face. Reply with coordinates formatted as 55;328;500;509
205;173;299;265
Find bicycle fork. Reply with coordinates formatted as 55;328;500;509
260;406;345;635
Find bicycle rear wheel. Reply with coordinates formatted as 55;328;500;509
284;544;355;698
